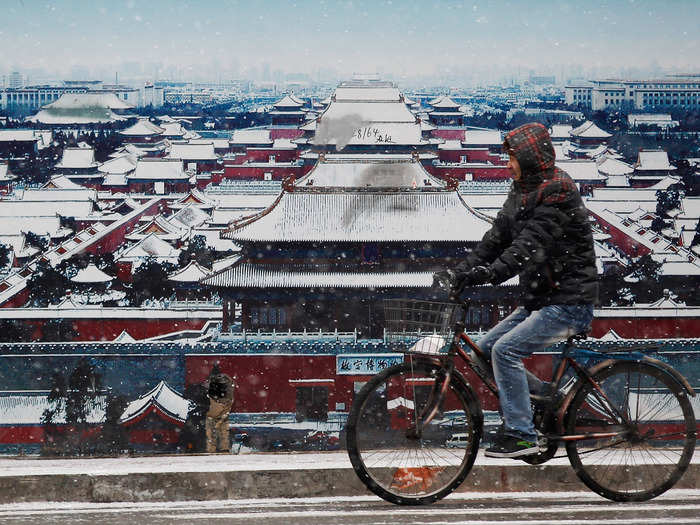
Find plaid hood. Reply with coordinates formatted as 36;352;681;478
503;123;555;180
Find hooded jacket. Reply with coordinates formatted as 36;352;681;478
460;122;598;310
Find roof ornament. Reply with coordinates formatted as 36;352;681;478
282;176;296;192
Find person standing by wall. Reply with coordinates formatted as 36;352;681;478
206;363;235;453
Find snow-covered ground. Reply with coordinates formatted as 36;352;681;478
0;450;696;477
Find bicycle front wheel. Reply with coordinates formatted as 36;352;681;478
346;360;482;505
565;361;696;501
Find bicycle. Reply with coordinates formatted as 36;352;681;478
345;297;697;505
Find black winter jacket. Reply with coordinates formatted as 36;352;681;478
459;123;598;310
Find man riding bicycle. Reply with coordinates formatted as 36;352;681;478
435;122;598;458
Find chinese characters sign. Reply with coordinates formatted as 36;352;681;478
352;127;394;143
336;354;404;375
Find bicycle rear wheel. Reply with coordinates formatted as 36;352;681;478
346;360;482;505
565;361;696;501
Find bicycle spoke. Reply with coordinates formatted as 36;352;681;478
565;362;695;502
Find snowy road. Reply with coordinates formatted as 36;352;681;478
1;491;700;524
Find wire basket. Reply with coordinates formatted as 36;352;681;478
384;299;459;355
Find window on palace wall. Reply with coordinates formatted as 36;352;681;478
295;386;329;422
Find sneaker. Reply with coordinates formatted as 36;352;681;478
484;433;541;459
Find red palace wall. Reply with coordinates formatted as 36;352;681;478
591;318;700;339
185;353;555;414
426;165;512;181
438;149;503;164
222;164;306;181
270;129;304;140
431;129;465;141
244;148;298;163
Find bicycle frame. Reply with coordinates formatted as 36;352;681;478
405;300;691;444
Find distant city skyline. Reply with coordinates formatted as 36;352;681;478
1;0;699;86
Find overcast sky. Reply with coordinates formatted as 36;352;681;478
1;0;699;82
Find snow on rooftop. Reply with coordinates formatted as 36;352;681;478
223;190;492;243
167;141;217;161
230;129;272;145
0;394;105;425
44;92;133;110
333;86;401;102
274;94;305;108
118;233;180;261
549;124;573;139
430;96;461;109
555;160;607;181
120;118;165;137
320;100;416;123
635;150;676;171
168;261;211;283
70;263;113;283
169;204;211;229
119;381;189;425
597;156;634;176
98;153;138;175
129;159;188;180
55;147;98;170
570;121;612;139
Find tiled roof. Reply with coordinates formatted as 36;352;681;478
203;262;434;288
295;154;444;188
223;190;492;243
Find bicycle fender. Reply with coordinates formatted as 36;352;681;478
556;357;696;435
640;356;696;397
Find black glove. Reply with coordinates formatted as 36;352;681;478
432;269;455;291
452;265;494;296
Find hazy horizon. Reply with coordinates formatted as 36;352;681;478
2;0;699;86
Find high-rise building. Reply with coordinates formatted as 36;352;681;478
8;72;23;89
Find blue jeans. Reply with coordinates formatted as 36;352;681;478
477;304;594;441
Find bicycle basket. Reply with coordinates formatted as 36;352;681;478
383;299;458;355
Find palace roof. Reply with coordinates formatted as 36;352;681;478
28;94;132;125
549;124;573;139
555;160;607;182
125;215;185;242
570;121;612;139
128;159;188;181
319;100;416;123
70;263;113;283
119;118;165;137
169;204;211;229
635;149;676;171
312;121;424;147
55;146;99;170
118;233;180;262
98;153;138;175
0;234;38;259
295;154;445;188
170;189;217;210
119;381;189;425
333;86;402;102
168;261;211;283
274;94;305;108
429;96;461;109
167;141;217;161
203;261;434;289
45;92;133;110
596;156;634;176
0;394;105;425
223;190;492;243
0;199;95;218
230;129;273;145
